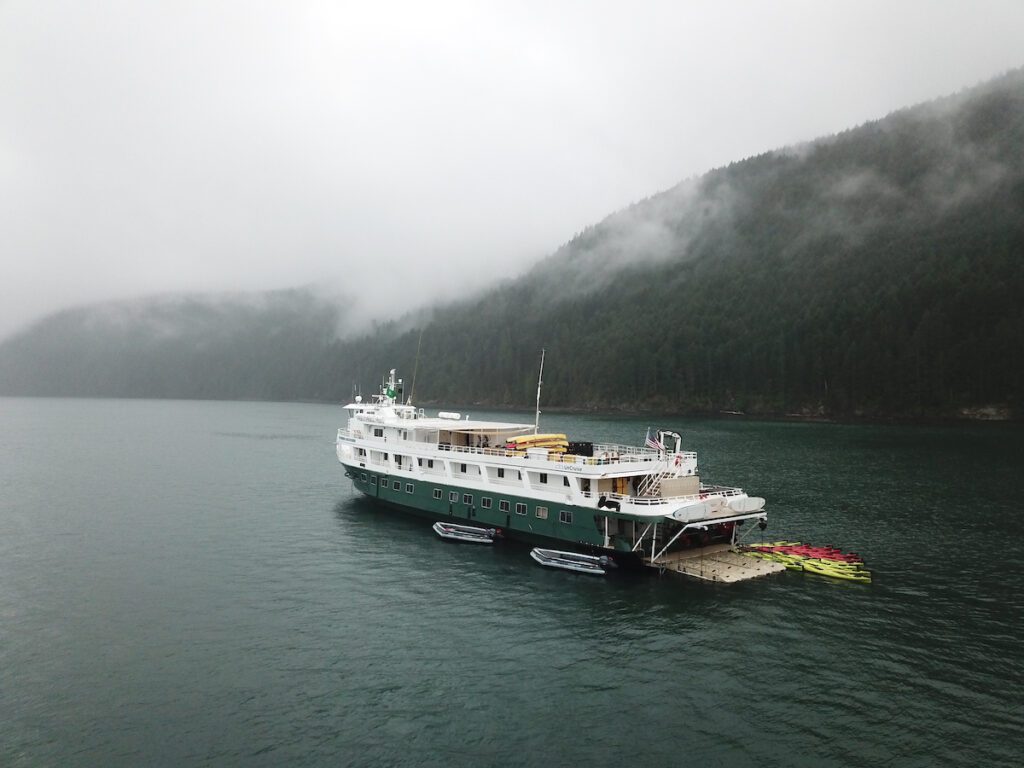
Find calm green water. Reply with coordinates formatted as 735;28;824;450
1;397;1022;767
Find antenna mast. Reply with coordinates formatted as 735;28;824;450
534;348;545;435
409;326;424;405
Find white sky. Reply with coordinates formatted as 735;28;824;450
2;0;1023;338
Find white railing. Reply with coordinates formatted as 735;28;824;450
436;442;692;466
636;467;671;496
582;486;744;508
337;430;698;469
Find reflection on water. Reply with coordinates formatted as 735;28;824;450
0;397;1021;767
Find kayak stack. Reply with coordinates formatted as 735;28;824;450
504;433;569;454
738;542;871;583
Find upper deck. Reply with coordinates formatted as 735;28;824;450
335;369;761;522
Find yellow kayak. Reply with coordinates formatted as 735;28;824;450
506;433;568;447
802;560;871;582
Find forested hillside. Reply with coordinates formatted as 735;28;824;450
0;290;345;400
2;68;1023;419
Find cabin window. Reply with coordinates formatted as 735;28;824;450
460;463;467;473
392;480;401;491
383;453;388;461
463;494;473;505
405;483;414;494
449;491;458;503
370;476;377;485
482;497;492;509
515;503;527;516
536;506;548;519
539;473;547;484
497;468;505;478
358;448;366;457
499;500;510;513
360;472;367;481
428;460;434;468
433;489;442;500
396;455;403;467
417;458;422;467
559;510;573;524
517;471;522;479
563;476;570;487
373;428;384;437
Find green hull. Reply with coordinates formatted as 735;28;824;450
347;466;617;555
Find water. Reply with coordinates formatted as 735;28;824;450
1;397;1022;767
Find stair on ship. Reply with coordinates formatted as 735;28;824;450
653;543;785;583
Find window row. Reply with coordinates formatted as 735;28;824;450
362;476;574;524
369;474;415;494
428;489;569;523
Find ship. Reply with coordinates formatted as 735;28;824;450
336;368;783;581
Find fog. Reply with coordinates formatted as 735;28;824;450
2;0;1023;339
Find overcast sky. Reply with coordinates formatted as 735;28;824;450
2;1;1023;338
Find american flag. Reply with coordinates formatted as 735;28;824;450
645;428;663;451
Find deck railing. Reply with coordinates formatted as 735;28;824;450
337;429;696;467
582;486;744;508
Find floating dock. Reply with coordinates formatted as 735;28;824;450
653;544;786;583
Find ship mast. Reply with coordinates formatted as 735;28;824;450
534;348;545;435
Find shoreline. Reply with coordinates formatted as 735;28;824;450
1;392;1017;426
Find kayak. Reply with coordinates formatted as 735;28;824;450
802;560;871;582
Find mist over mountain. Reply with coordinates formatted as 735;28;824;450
0;289;346;400
3;68;1023;419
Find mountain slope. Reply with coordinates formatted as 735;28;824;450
328;68;1024;417
0;289;345;400
3;68;1023;418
